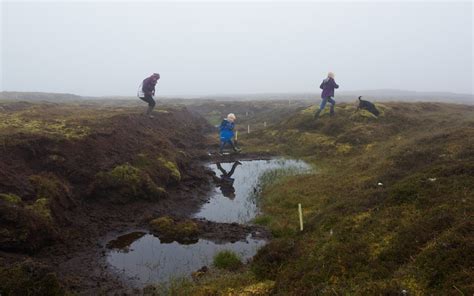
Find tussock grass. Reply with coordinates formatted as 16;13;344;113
192;102;473;295
213;250;243;271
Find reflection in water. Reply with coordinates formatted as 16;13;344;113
215;161;241;199
195;159;311;223
107;233;265;285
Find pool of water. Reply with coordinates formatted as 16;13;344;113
195;159;311;223
105;158;311;286
107;233;265;285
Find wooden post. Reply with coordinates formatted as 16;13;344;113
298;203;303;231
264;121;267;128
235;130;238;141
247;125;250;134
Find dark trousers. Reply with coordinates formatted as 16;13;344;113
139;94;156;115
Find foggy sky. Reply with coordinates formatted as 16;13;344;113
1;1;473;97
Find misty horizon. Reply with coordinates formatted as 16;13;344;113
2;1;473;97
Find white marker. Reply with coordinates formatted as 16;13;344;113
298;203;303;231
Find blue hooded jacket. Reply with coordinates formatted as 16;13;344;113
219;119;235;141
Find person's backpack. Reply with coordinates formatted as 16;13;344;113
137;82;144;98
320;78;330;89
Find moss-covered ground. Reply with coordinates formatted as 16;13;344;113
169;102;473;295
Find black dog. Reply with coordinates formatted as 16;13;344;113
357;96;380;116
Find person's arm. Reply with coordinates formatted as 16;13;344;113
152;81;157;96
332;79;339;89
219;120;226;132
320;80;325;89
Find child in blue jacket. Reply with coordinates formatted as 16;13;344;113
219;113;241;154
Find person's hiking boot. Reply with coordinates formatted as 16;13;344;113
146;105;154;118
314;110;321;119
330;110;335;117
234;147;242;153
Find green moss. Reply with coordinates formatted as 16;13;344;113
149;216;200;243
107;164;142;186
178;220;200;237
0;193;22;204
0;261;64;296
349;109;379;120
26;198;52;221
134;154;182;185
213;250;243;271
0;111;89;139
149;216;174;233
157;157;181;183
93;163;166;202
29;174;66;200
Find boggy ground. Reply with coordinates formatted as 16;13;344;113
175;102;473;295
0;101;267;295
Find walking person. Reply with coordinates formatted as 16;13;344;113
315;72;339;119
218;113;241;155
138;73;160;118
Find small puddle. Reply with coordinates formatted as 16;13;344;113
107;233;265;285
105;158;310;286
195;159;311;223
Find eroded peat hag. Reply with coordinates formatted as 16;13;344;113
2;100;472;295
0;102;215;294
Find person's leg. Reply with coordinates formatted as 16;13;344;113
328;97;336;115
227;140;236;151
140;94;156;117
219;140;226;153
315;97;328;118
216;162;227;175
146;96;156;117
229;139;241;152
227;161;240;177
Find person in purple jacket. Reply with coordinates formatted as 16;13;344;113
315;72;339;119
138;73;160;118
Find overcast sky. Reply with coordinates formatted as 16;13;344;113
1;1;473;96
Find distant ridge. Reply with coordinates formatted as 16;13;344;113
0;91;82;102
1;90;472;104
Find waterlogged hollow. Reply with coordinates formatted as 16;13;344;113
106;159;310;286
195;159;312;223
107;233;265;286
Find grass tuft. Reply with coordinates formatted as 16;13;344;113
213;250;243;271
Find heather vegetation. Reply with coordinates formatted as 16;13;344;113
168;102;473;295
1;99;472;295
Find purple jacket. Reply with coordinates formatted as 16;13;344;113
320;78;339;98
142;76;157;95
